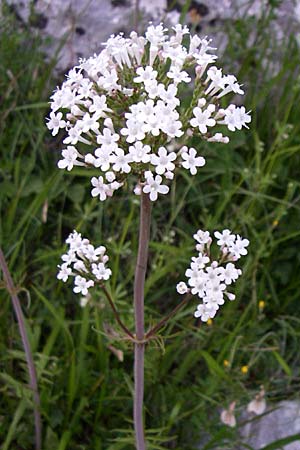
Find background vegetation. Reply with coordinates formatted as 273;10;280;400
1;1;300;449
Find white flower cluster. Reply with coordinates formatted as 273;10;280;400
57;230;111;296
176;229;249;322
47;23;251;202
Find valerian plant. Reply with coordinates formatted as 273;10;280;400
47;23;250;450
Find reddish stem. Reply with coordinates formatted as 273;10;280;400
133;192;151;450
101;284;135;339
146;293;192;339
0;248;42;450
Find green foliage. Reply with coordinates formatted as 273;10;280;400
1;2;300;449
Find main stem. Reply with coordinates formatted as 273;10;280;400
134;192;151;450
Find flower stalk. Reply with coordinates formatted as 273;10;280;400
133;191;151;450
101;284;135;339
146;293;192;339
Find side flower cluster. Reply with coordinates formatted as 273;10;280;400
47;23;251;202
57;230;111;296
176;229;249;321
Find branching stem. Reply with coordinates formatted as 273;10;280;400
146;294;192;339
101;284;135;339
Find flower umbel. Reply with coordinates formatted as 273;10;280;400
177;229;249;321
47;23;251;203
57;230;112;299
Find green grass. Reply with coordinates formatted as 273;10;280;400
1;2;300;449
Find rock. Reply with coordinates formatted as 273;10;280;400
1;0;298;73
241;400;300;450
2;0;136;71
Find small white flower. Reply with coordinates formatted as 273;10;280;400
121;119;145;143
94;146;113;171
96;128;119;147
85;153;96;166
81;112;100;133
57;263;72;282
61;250;76;265
206;277;226;299
205;266;222;285
47;111;66;136
219;263;241;285
110;148;132;173
63;125;82;145
109;181;122;193
89;94;111;116
185;264;204;282
190;106;216;134
143;173;169;201
191;253;210;269
194;303;217;321
82;244;105;262
144;79;159;99
218;75;244;98
225;292;236;301
73;276;94;295
60;87;78;109
172;23;190;41
66;230;86;251
214;229;235;247
167;66;191;84
98;68;120;92
158;83;179;107
229;235;250;259
181;147;205;175
190;278;206;297
92;262;112;280
193;230;211;245
78;79;93;98
91;176;109;201
73;260;88;273
176;281;188;294
165;170;174;180
162;120;183;138
205;66;226;96
223;105;251;132
129;141;151;163
105;171;116;183
134;66;157;84
57;146;82;171
151;147;176;175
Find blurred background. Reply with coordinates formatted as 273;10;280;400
1;0;300;449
